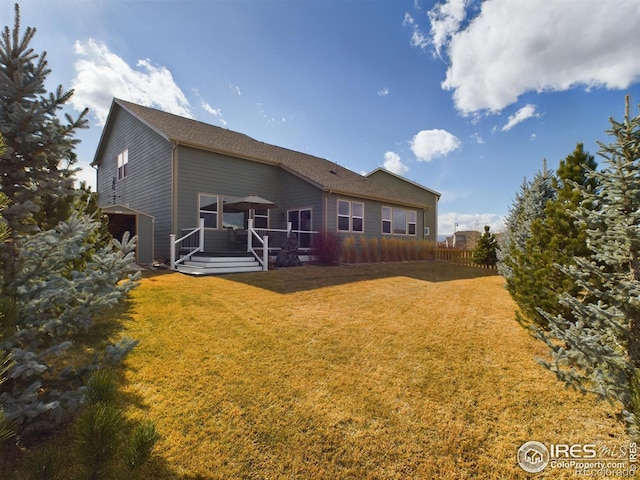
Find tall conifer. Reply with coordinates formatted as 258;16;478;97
0;4;139;433
537;96;640;431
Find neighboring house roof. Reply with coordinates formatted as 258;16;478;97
94;99;433;209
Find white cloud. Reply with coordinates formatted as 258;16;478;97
411;129;461;162
501;104;540;132
193;88;227;126
427;0;468;58
470;132;485;144
438;212;505;236
378;87;389;96
432;0;640;114
383;151;409;175
229;84;242;96
530;133;537;142
403;12;429;50
71;39;192;125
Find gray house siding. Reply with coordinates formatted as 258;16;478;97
176;146;284;252
325;193;428;243
279;172;324;232
366;169;439;242
95;107;173;259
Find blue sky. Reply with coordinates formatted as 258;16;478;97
10;0;640;236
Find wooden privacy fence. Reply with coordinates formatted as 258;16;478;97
435;248;497;270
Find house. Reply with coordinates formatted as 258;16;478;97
444;230;481;250
92;99;440;273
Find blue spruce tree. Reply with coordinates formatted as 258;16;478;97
537;96;640;433
0;4;139;433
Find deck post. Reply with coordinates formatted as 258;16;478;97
198;217;205;252
247;218;253;253
169;234;176;270
263;235;269;271
286;221;292;235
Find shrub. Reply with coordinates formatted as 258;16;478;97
368;237;380;262
418;241;436;260
311;231;342;266
341;237;357;263
126;421;159;472
358;237;370;263
380;237;390;262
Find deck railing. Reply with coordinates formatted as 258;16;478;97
247;218;269;271
170;218;205;270
253;224;318;253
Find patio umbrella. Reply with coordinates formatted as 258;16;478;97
225;194;277;219
225;194;277;211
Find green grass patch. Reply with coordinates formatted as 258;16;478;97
120;262;626;479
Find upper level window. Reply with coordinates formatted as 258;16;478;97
337;199;364;232
117;149;128;180
199;194;219;228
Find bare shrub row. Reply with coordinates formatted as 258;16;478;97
341;236;435;264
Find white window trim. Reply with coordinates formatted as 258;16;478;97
382;206;418;236
337;199;364;233
117;149;128;180
198;193;219;230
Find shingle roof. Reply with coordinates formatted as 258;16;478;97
109;99;432;209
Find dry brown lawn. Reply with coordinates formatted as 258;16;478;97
120;262;627;479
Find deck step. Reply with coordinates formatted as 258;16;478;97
177;254;263;275
177;264;263;275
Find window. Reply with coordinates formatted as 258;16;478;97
222;197;245;230
408;211;417;235
198;194;218;228
424;227;430;236
393;208;406;234
337;199;364;232
288;209;312;249
117;149;128;180
352;202;364;232
338;200;350;232
382;207;392;234
383;207;418;236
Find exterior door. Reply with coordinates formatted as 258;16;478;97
288;209;312;249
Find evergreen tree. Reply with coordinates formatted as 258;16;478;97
472;225;498;266
0;3;88;241
537;96;640;432
497;165;556;319
0;4;140;433
518;144;599;330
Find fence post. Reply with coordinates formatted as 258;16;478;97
263;235;269;271
170;234;176;270
287;221;292;234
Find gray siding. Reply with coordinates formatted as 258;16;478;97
326;194;427;243
95;108;173;259
279;172;324;232
176;146;326;252
366;170;439;242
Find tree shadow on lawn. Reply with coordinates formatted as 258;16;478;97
221;260;500;294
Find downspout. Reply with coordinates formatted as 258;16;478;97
324;190;331;232
171;141;178;236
